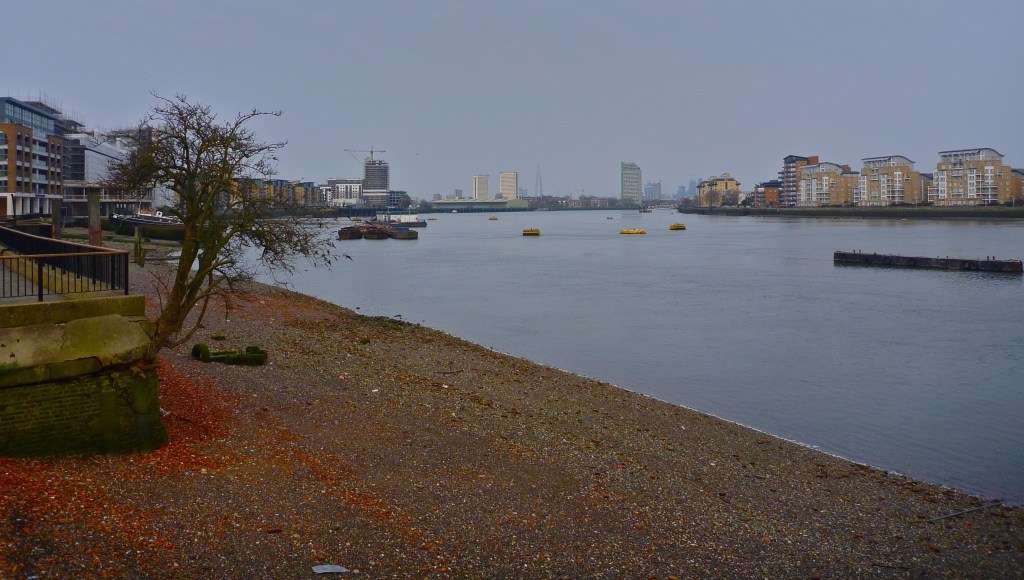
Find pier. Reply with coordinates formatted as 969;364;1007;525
834;251;1023;274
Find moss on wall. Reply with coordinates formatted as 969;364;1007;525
0;368;167;456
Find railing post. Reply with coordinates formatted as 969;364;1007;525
37;260;44;302
123;253;130;295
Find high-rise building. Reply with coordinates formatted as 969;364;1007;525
620;162;642;205
499;171;519;200
363;158;390;192
0;97;64;217
453;188;464;199
929;148;1016;206
643;180;662;200
472;175;489;200
687;178;699;196
856;156;921;206
697;173;741;207
779;155;819;207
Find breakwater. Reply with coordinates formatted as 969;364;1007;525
679;206;1024;219
834;251;1023;273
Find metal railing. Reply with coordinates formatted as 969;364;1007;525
0;226;129;301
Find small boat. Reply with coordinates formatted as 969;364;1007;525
387;227;418;240
488;215;498;220
639;207;653;213
669;223;687;231
338;226;363;240
427;217;438;221
522;228;540;236
605;216;614;220
620;228;647;235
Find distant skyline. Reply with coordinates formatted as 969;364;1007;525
4;0;1023;198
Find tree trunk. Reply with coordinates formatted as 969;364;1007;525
50;198;62;239
88;190;102;246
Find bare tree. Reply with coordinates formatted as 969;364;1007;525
107;95;333;357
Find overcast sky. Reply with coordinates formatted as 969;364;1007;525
4;0;1022;197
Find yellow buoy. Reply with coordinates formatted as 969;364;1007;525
522;228;541;236
669;223;687;231
620;228;647;235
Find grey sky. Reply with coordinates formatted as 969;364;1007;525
5;0;1022;197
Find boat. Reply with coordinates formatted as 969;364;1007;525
383;214;427;228
338;226;363;240
639;207;653;213
522;228;541;236
427;217;438;221
605;216;614;220
387;227;418;240
669;223;687;231
620;228;647;235
488;215;498;220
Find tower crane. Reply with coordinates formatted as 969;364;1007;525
344;147;387;164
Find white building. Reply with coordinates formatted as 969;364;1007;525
325;178;362;207
498;171;518;200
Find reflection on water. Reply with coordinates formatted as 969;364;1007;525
269;211;1024;502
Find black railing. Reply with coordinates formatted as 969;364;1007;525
0;226;129;301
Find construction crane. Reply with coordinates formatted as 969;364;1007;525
344;147;387;164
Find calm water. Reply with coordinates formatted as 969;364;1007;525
273;211;1024;502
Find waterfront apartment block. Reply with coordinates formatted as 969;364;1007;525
928;148;1016;206
697;173;740;207
620;162;642;205
324;178;362;207
796;162;855;206
0;97;64;217
855;155;922;206
779;155;818;207
753;179;781;208
498;171;519;200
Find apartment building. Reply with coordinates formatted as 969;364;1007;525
797;162;853;207
697;173;740;207
855;155;922;206
325;178;362;207
620;162;642;205
779;155;818;207
753;179;781;208
0;97;64;217
929;148;1015;206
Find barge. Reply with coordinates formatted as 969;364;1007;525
834;251;1023;274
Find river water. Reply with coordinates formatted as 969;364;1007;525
273;210;1024;503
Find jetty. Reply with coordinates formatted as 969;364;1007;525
834;251;1023;274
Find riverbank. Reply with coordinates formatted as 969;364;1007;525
680;206;1024;219
1;267;1022;576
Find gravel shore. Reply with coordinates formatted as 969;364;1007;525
2;266;1022;577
